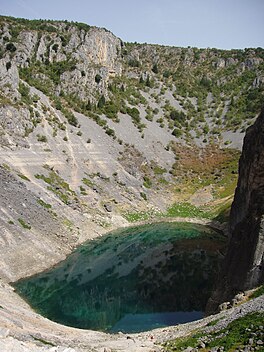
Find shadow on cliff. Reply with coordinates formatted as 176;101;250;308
206;107;264;314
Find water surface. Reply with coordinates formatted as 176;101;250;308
14;222;226;333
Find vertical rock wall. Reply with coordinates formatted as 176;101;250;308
207;107;264;313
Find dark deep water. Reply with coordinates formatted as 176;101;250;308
14;222;226;333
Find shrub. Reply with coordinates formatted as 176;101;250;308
152;63;158;74
127;107;140;123
52;43;59;52
97;95;106;109
6;42;17;52
18;218;31;229
170;109;185;123
18;82;31;104
105;127;115;137
37;134;47;142
61;107;78;126
140;192;147;200
37;199;52;209
6;61;11;70
128;59;139;67
172;128;182;137
143;176;152;188
95;74;102;83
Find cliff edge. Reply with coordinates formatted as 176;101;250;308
207;107;264;313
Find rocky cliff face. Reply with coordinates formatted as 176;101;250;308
207;108;264;313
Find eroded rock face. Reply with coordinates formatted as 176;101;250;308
207;108;264;314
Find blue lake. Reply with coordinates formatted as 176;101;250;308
14;222;226;333
110;311;203;333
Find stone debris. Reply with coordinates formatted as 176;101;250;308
0;328;9;339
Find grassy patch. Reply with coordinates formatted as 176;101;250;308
164;312;264;351
212;200;232;222
63;218;74;230
35;169;76;204
206;317;222;327
1;163;11;171
31;335;55;346
208;312;264;350
18;218;31;229
122;211;157;222
143;176;152;188
170;145;240;199
250;285;264;299
82;177;95;188
17;172;30;181
37;198;52;209
165;202;212;219
79;185;87;195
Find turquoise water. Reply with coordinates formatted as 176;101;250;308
14;222;226;333
110;311;203;333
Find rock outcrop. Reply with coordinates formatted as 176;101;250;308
207;107;264;313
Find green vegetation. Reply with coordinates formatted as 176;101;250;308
143;176;152;188
31;335;55;347
140;191;147;200
6;42;16;52
165;202;212;219
250;285;264;299
164;312;264;351
17;172;30;181
79;185;87;195
206;317;223;327
18;218;31;229
1;16;263;140
37;134;47;142
37;198;52;209
35;167;77;204
95;74;102;83
82;177;95;188
122;210;157;223
18;82;32;105
1;17;264;230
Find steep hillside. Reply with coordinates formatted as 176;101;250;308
0;16;263;281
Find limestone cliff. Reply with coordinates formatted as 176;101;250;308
207;107;264;313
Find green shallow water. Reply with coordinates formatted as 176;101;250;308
14;222;226;333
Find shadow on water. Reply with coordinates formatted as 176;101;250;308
14;222;226;333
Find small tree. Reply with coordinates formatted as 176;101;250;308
95;74;102;83
6;61;11;70
52;43;59;52
86;100;92;111
6;42;16;52
152;63;158;74
172;128;182;138
97;95;106;109
145;75;152;87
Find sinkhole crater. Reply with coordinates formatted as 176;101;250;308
14;222;226;333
